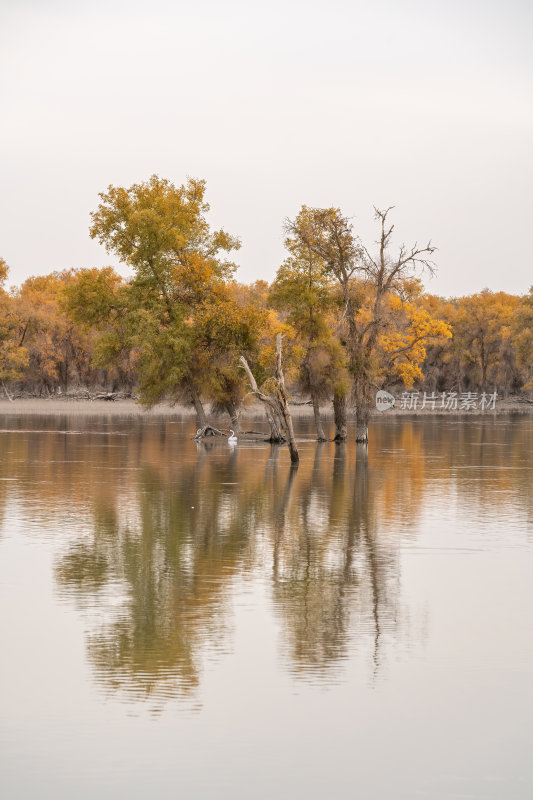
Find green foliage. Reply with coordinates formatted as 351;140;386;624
86;176;248;409
268;233;348;409
90;175;240;292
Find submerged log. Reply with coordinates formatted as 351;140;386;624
193;425;227;440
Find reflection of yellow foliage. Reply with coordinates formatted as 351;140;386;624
2;413;531;700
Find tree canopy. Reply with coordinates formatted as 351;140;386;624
1;177;531;442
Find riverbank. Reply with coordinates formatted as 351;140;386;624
0;396;531;418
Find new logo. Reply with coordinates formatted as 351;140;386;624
375;390;395;411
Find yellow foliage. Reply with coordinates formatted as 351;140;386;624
379;298;452;388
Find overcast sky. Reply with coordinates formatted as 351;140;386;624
1;0;532;296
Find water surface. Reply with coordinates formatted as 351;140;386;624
1;413;532;798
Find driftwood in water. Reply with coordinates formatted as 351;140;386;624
240;334;299;464
193;425;227;440
94;392;117;401
2;382;13;402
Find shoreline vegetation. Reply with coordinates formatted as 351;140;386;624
2;176;533;457
1;395;531;419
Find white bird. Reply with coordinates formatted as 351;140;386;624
228;429;238;444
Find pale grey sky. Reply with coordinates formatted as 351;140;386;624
1;0;532;296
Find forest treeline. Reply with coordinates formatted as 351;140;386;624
1;176;532;443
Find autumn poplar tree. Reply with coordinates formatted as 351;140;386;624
0;258;29;396
513;288;533;391
16;271;95;394
450;290;521;393
88;175;241;429
286;206;444;442
63;267;138;391
269;236;348;440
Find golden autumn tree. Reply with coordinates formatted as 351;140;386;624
269;235;348;440
285;206;445;441
513;288;533;391
223;281;303;442
378;282;452;388
64;266;138;391
0;258;29;396
443;290;521;394
188;286;268;430
88;175;245;431
15;271;96;394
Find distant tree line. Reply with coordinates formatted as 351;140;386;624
1;176;532;443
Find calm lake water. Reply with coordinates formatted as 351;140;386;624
1;412;532;799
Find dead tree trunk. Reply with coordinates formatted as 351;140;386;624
235;361;283;442
2;381;13;402
274;334;299;463
265;406;285;443
240;335;299;464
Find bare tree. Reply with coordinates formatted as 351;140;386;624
240;334;299;464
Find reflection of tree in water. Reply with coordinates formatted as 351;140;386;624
53;434;410;701
55;444;266;701
271;443;401;679
52;415;512;702
1;413;528;704
0;459;6;540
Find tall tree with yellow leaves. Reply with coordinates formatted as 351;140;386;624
16;271;95;394
285;206;445;442
88;175;242;430
513;288;533;391
0;258;29;397
269;235;348;440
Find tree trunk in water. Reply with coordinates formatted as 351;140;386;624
311;391;327;441
239;340;298;463
274;334;299;464
355;405;369;444
225;402;240;432
333;391;347;441
188;380;207;431
285;431;299;464
266;406;285;443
